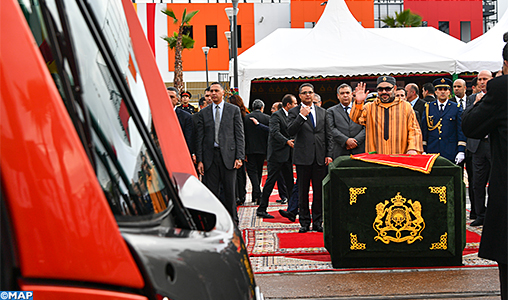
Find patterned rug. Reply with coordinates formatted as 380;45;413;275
239;171;496;274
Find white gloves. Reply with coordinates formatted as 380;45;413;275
455;152;465;164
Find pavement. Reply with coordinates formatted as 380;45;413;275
256;267;501;299
247;179;502;299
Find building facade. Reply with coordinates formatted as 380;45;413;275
134;0;494;100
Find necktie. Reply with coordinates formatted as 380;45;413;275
460;99;465;110
309;111;315;128
214;105;220;145
344;106;350;121
440;104;444;112
384;108;389;140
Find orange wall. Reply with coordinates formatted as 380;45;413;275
291;0;374;28
165;3;254;72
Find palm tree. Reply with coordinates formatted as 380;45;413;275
161;8;199;93
382;9;422;28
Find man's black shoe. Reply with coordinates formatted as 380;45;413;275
276;197;288;204
298;226;309;233
470;214;477;220
256;211;275;219
314;225;323;232
236;197;245;206
470;219;484;227
278;210;296;222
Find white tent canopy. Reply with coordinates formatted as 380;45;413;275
238;0;457;102
367;27;465;58
455;12;508;73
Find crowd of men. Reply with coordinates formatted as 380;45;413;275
168;74;487;230
168;42;507;298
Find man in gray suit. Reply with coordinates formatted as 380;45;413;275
326;83;365;159
288;83;329;233
466;70;493;227
196;82;245;222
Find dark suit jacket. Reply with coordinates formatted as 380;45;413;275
175;108;194;154
412;98;426;126
288;104;328;166
267;109;292;163
244;110;269;155
465;93;481;153
422;95;436;103
325;104;365;158
462;74;508;264
196;101;245;171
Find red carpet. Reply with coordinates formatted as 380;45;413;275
246;227;482;258
278;232;324;249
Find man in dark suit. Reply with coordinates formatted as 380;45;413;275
326;83;365;159
288;83;329;233
195;82;245;222
256;94;297;219
466;70;493;227
405;83;425;127
167;87;194;155
462;44;507;299
454;78;476;220
422;82;436;103
244;99;270;204
421;78;466;163
191;96;210;168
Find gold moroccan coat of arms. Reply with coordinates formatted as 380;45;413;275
373;192;425;244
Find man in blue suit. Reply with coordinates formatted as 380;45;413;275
421;78;466;164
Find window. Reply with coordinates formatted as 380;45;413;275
24;0;175;219
206;25;217;48
183;25;193;39
438;21;449;34
460;21;471;42
374;0;403;28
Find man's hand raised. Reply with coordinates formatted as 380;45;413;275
300;105;311;117
354;82;368;104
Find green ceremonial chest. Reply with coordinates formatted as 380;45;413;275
323;156;465;268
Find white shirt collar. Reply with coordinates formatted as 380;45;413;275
410;96;419;107
438;99;449;107
214;99;225;109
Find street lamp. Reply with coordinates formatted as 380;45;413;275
225;3;239;91
202;46;210;86
224;31;231;60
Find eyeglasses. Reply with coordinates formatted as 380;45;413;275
376;86;393;92
300;91;314;95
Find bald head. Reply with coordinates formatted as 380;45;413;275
404;83;419;102
477;70;492;93
453;79;466;98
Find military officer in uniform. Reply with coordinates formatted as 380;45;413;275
421;78;466;164
179;91;197;114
